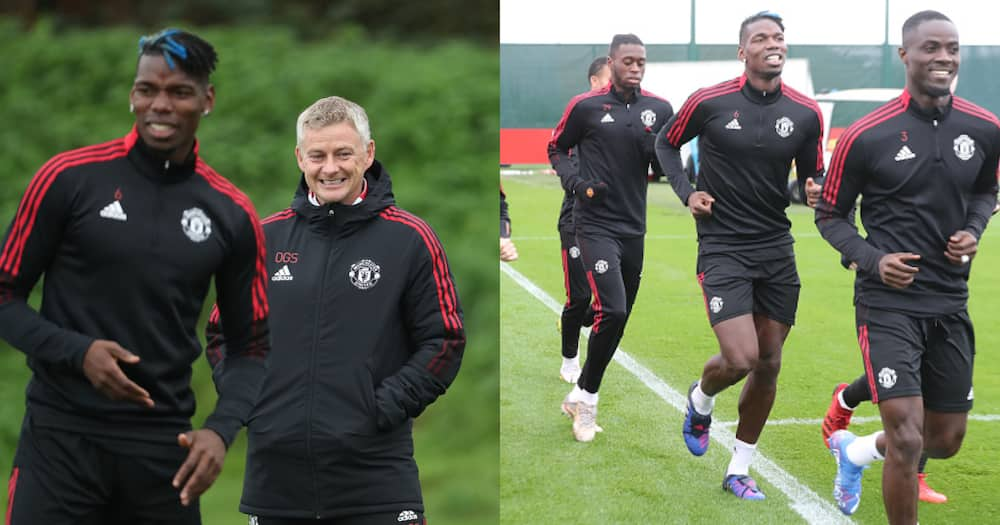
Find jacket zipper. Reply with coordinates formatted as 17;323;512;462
153;160;169;247
306;241;329;518
932;119;941;160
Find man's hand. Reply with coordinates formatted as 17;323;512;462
82;340;153;408
173;430;226;506
878;252;921;289
500;237;519;262
944;230;977;265
687;190;715;218
574;180;608;203
805;177;822;208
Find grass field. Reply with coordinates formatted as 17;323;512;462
500;172;1000;524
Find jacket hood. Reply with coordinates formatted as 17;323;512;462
291;159;397;229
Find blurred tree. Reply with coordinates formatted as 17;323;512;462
2;0;498;45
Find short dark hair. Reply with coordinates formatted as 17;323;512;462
588;57;608;80
739;11;784;44
902;10;952;42
608;34;644;57
137;29;218;85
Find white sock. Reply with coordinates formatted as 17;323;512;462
846;431;884;466
691;381;715;415
726;438;757;476
569;385;599;406
837;389;855;411
562;356;579;368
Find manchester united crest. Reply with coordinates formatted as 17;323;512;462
349;259;381;290
774;116;794;138
953;134;975;161
181;207;212;243
640;109;657;128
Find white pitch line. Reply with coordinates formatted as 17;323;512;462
716;414;1000;428
502;262;854;525
512;232;826;241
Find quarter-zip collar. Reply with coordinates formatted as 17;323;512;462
291;159;396;233
125;126;198;183
902;89;952;122
740;74;783;105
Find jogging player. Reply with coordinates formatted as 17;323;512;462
206;96;465;524
2;29;270;524
556;56;612;384
823;377;947;504
655;11;824;500
815;10;999;520
501;185;518;261
548;34;672;442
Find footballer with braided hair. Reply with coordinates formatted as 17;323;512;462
2;28;271;523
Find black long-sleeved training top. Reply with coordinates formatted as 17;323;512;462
549;84;673;238
0;128;270;448
816;91;1000;315
206;162;465;519
656;75;824;256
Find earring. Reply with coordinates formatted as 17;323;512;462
129;103;135;113
202;109;211;117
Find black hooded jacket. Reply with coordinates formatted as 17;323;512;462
206;161;465;519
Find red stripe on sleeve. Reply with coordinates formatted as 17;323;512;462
262;209;296;225
6;467;19;525
666;78;741;146
195;161;269;321
0;139;127;276
822;98;905;204
379;207;463;375
953;98;1000;127
548;88;608;153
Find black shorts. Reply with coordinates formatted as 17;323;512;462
7;415;200;525
695;252;799;326
856;305;975;412
249;510;425;525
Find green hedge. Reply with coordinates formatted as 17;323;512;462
0;19;498;524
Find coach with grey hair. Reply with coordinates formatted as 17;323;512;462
205;96;466;525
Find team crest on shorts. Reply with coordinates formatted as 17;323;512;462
709;296;724;314
953;134;975;161
181;207;212;242
774;116;794;138
878;367;897;389
640;109;657;128
569;246;581;259
349;259;381;290
594;259;609;274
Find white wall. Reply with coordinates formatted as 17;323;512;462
501;0;1000;46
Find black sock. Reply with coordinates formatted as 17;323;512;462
918;454;928;474
841;374;871;409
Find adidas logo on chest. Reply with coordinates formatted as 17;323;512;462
99;200;127;221
271;264;294;282
894;145;916;161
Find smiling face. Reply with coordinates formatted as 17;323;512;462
901;19;960;101
739;18;786;81
295;121;375;206
130;54;214;162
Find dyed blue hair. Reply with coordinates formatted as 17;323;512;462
137;28;218;84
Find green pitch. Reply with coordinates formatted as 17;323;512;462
500;172;1000;524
